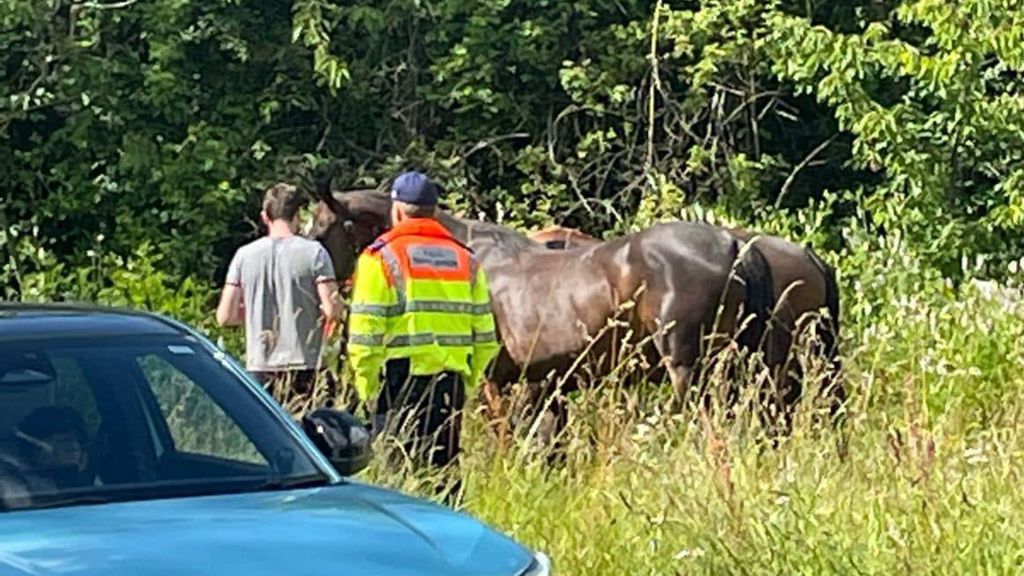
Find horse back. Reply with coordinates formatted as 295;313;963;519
483;220;774;386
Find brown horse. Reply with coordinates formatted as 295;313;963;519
725;228;845;432
309;188;776;450
526;223;846;435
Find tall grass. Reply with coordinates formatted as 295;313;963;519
350;237;1024;575
15;218;1024;574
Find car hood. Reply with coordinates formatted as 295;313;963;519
0;481;534;576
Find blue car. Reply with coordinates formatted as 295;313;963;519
0;304;551;575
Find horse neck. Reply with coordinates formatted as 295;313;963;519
435;211;536;260
436;211;470;242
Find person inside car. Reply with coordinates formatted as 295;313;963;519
14;405;102;491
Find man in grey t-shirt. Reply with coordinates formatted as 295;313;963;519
216;183;341;403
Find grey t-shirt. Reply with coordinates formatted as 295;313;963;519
225;236;336;372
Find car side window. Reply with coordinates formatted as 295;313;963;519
136;354;266;466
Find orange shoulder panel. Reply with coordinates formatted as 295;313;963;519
390;236;473;282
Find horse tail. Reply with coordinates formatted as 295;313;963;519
805;245;846;428
733;239;775;355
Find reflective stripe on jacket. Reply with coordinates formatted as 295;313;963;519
347;218;500;401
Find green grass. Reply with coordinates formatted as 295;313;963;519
85;229;1024;574
347;269;1024;575
441;412;1024;575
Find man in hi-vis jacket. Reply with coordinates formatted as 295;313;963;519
347;170;499;501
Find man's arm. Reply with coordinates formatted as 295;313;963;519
216;252;244;327
468;262;500;390
317;281;342;340
313;245;341;321
215;284;244;327
347;251;398;403
317;281;341;321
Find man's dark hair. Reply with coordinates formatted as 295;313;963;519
263;183;305;222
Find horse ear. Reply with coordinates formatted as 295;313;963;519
314;171;346;217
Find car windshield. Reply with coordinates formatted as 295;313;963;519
0;333;329;512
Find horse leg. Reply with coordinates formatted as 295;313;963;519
759;311;798;441
535;391;569;467
500;379;563;460
651;318;702;414
666;362;695;413
478;379;511;452
803;312;849;458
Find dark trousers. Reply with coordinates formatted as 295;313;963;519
375;359;465;503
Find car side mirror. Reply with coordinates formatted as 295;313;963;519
301;408;372;477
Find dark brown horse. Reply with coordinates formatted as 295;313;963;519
725;228;845;431
526;223;846;435
309;188;776;449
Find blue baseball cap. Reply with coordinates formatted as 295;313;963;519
390;171;440;206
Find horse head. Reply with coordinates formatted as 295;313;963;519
308;182;392;282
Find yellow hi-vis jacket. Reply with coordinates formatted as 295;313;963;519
346;218;500;401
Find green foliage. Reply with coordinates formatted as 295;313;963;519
4;0;1023;282
91;242;246;357
839;223;1024;428
4;2;1024;570
2;0;321;282
292;0;350;92
765;0;1024;275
